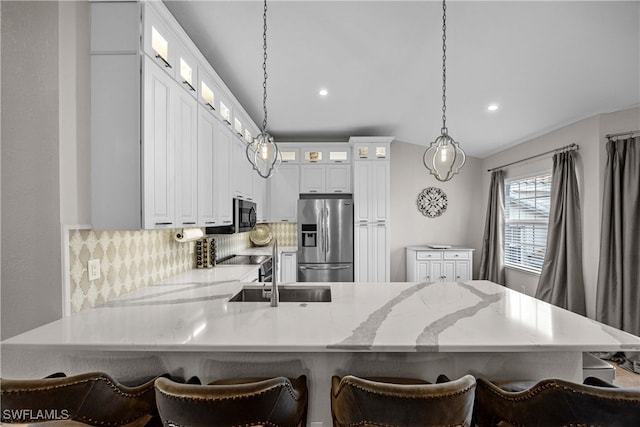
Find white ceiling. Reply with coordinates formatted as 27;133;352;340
164;1;640;158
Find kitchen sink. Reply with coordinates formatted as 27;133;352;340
229;286;332;303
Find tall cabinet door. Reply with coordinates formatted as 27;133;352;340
353;161;371;223
373;224;390;282
214;122;233;225
174;86;198;227
372;162;390;222
354;224;370;282
143;58;174;229
197;105;216;225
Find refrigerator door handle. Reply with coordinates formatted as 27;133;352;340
299;265;351;270
324;207;330;256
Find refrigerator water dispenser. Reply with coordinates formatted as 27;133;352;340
301;224;317;247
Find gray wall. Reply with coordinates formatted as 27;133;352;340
389;141;484;281
1;1;63;339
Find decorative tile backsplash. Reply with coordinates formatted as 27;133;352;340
68;224;296;313
266;222;297;246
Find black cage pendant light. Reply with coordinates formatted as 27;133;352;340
423;0;465;182
246;0;281;179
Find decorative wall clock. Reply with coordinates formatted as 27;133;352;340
417;187;448;218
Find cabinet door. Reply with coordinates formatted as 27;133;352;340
143;58;175;229
268;164;300;222
280;252;297;283
371;161;390;222
197;106;216;225
300;164;325;194
455;260;471;281
174;87;198;227
253;169;268;222
415;261;431;282
372;224;389;282
354;224;370;282
326;164;351;193
442;260;456;282
353;161;371;222
214;122;233;226
143;5;176;78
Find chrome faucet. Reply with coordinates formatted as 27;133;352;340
262;238;279;306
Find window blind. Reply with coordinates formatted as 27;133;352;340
504;173;551;273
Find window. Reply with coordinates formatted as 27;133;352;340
505;172;551;273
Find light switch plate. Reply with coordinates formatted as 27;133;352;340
88;259;101;281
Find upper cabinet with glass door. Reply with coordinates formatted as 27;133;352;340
300;144;351;164
175;40;198;98
144;6;177;79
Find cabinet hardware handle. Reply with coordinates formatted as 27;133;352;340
183;81;196;92
456;276;460;279
335;190;343;193
155;222;173;225
441;276;446;279
223;220;232;223
223;119;231;125
205;102;216;111
282;219;289;222
205;222;216;224
155;55;172;69
182;222;196;225
310;190;317;193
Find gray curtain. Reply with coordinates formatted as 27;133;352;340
596;136;640;336
535;150;586;315
479;170;505;285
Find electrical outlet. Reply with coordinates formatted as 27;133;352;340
88;259;101;281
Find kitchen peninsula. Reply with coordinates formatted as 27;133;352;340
3;273;639;425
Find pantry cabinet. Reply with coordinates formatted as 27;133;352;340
405;247;474;282
351;137;393;282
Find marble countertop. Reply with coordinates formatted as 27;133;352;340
3;270;639;353
237;245;298;256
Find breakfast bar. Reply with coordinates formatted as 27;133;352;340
3;273;640;425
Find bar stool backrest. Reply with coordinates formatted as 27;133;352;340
331;374;477;427
154;375;308;427
475;377;640;427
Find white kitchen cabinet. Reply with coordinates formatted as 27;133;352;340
300;164;351;194
91;1;263;230
354;223;390;282
268;164;300;222
232;137;254;201
197;105;233;227
300;165;325;193
280;252;297;283
253;167;268;223
406;247;474;282
173;84;198;227
350;137;393;282
143;57;175;229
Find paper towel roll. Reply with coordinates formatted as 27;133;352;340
174;228;204;243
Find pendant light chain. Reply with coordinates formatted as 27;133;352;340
262;0;268;135
441;0;448;135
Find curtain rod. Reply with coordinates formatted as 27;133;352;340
605;130;640;140
487;143;579;172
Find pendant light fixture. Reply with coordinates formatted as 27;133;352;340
423;0;465;182
246;0;281;179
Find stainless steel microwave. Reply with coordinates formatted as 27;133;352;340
205;198;257;234
234;198;257;233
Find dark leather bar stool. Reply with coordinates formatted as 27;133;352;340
331;374;477;427
474;377;640;427
154;375;308;427
1;372;166;426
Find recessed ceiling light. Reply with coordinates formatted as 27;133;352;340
488;104;499;111
319;89;328;96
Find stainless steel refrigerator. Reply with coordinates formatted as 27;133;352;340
297;195;354;282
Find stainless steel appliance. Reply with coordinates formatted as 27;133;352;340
297;195;354;282
217;254;272;282
205;198;257;234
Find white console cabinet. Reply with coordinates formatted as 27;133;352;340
406;247;474;282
